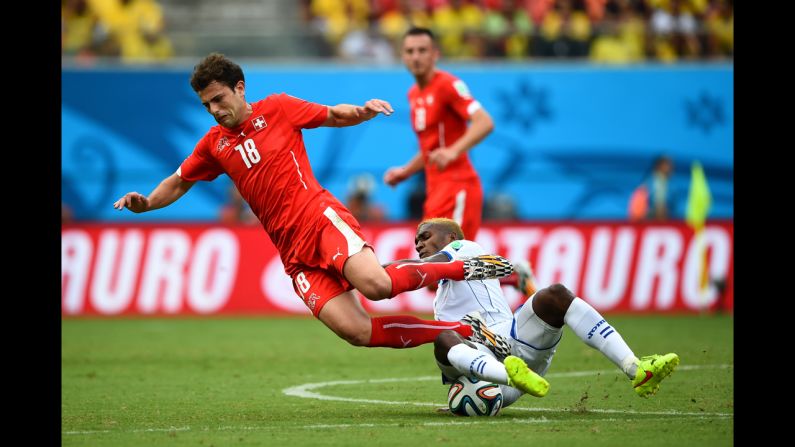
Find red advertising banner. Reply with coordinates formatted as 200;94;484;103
62;221;733;316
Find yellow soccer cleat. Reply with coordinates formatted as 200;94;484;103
504;355;550;398
632;353;680;398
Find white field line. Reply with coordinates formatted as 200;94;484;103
63;363;732;436
63;415;730;436
281;363;733;418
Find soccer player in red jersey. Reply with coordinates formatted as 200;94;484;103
113;53;513;350
384;27;494;241
385;27;536;298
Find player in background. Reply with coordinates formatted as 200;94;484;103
410;218;680;406
383;27;533;297
113;53;513;351
384;27;491;242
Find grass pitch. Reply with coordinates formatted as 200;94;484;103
62;314;733;446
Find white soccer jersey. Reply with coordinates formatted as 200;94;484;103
433;240;513;330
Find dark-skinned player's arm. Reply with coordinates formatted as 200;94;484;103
113;173;196;213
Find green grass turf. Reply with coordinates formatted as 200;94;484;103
62;314;733;446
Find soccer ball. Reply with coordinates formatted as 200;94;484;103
447;376;503;416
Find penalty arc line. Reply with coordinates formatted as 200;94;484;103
62;364;732;436
281;363;733;418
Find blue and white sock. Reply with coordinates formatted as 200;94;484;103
564;297;639;378
447;343;509;384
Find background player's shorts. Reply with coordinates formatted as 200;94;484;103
288;205;371;317
509;295;563;377
423;181;483;240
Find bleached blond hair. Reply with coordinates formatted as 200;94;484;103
417;217;465;240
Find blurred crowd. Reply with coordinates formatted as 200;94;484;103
62;0;173;63
302;0;733;63
62;0;732;63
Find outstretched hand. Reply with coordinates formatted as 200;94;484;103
358;99;393;118
113;192;149;213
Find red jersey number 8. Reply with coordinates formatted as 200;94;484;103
296;272;311;294
414;107;426;131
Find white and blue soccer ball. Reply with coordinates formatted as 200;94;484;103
447;376;503;416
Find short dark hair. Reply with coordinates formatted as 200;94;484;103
403;27;436;43
190;53;245;93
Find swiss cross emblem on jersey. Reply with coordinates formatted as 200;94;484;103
252;115;267;131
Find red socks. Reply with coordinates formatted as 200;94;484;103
499;276;518;287
384;261;464;297
370;262;472;347
368;315;473;348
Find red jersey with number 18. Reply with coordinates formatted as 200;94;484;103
178;93;356;275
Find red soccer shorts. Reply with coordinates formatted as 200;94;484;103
423;181;483;240
288;205;371;316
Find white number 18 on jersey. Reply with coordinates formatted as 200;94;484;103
234;139;261;168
